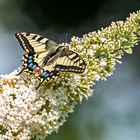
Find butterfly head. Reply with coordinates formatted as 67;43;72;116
57;44;69;51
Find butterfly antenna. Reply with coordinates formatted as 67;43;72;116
65;33;68;44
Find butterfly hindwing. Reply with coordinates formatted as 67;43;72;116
20;53;59;87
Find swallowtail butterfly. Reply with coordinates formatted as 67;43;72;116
15;32;86;89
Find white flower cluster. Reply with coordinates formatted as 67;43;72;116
0;70;86;140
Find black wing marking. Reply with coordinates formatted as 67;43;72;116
15;32;58;54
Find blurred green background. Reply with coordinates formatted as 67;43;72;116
0;0;140;140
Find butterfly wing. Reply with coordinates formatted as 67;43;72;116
54;49;86;73
42;46;86;73
15;32;58;53
54;50;86;73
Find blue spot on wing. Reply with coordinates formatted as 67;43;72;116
49;73;53;76
40;71;55;79
44;73;49;78
28;59;33;63
28;63;34;69
27;55;35;70
29;55;33;59
41;71;47;77
32;64;37;69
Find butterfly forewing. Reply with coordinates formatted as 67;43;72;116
53;49;86;73
15;32;58;54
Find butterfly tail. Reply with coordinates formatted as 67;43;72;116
35;78;45;89
16;69;24;76
16;65;27;75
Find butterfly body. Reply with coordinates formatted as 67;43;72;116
15;32;86;89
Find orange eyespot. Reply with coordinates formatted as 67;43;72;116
37;70;42;75
34;67;43;75
34;67;39;72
